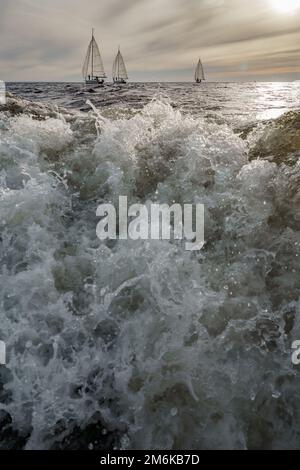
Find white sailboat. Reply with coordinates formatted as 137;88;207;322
195;58;205;83
82;29;106;85
112;48;128;84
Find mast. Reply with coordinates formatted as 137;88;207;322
91;28;94;78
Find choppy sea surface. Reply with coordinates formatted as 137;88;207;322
1;81;300;450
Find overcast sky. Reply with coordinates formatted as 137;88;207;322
0;0;300;82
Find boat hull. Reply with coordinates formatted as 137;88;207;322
85;79;105;85
113;79;127;84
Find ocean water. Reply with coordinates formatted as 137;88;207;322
1;81;300;450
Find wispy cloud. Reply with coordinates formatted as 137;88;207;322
0;0;299;81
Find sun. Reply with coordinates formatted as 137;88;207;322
270;0;300;13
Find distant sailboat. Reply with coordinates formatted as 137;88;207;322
112;48;128;84
82;29;106;85
195;58;205;83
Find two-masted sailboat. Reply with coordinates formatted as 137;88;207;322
112;48;128;84
195;58;205;83
82;30;106;85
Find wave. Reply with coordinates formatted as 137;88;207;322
248;111;300;165
0;94;300;449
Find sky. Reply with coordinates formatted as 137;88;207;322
0;0;300;82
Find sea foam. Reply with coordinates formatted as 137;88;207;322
0;92;300;450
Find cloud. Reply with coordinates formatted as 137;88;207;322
0;0;299;81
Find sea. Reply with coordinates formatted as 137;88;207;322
1;81;300;449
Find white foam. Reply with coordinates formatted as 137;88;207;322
0;96;300;450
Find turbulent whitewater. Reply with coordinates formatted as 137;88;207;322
1;82;300;450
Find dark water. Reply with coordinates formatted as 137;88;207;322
1;82;300;449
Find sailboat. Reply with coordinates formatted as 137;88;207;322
112;48;128;84
82;29;106;85
195;58;205;83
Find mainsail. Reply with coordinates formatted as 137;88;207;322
112;49;128;82
195;59;205;82
82;30;106;80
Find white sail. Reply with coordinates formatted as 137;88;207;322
112;49;128;82
82;31;106;80
195;59;205;82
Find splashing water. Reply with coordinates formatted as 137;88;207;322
1;83;300;450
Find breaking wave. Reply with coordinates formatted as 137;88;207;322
0;91;300;450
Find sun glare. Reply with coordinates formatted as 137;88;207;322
270;0;300;13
